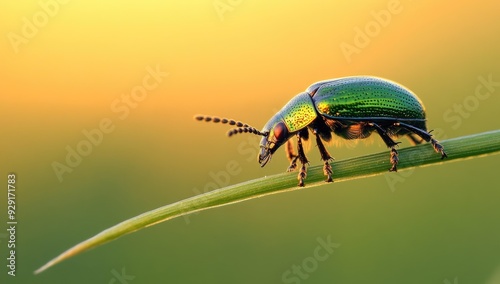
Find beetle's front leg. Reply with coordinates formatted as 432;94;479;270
285;140;299;172
314;130;334;182
296;133;309;187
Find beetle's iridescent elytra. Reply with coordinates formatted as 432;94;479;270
195;76;447;186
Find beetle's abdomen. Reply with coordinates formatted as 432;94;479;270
313;77;426;121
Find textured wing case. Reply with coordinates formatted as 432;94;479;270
312;77;426;121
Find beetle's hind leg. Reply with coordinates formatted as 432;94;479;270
394;122;448;159
369;122;401;172
407;133;424;145
314;130;334;182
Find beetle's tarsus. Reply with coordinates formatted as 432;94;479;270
396;122;448;160
323;161;333;182
389;147;399;172
431;138;448;159
298;164;307;187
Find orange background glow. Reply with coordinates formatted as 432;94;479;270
1;1;499;283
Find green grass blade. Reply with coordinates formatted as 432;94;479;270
35;130;500;274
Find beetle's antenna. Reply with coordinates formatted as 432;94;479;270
194;115;250;127
194;115;267;137
227;127;267;137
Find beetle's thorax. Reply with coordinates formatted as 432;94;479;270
257;92;317;167
266;92;317;133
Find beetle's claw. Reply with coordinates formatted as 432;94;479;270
438;148;448;159
431;138;448;160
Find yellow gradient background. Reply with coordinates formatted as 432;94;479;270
1;1;500;283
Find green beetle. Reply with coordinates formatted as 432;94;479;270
196;76;447;186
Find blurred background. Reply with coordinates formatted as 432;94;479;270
1;0;500;283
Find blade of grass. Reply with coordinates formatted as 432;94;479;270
35;130;500;274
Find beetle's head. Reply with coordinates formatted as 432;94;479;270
258;92;318;166
258;117;292;167
194;92;317;168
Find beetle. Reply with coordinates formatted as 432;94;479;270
195;76;447;186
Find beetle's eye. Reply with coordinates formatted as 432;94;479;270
273;122;287;141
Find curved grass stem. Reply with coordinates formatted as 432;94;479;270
35;130;500;274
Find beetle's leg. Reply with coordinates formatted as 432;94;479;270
389;148;399;172
314;129;334;182
406;133;424;145
285;140;299;172
369;123;401;172
296;133;309;187
394;122;448;159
